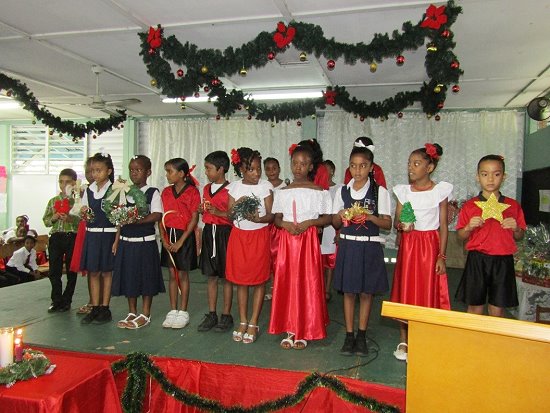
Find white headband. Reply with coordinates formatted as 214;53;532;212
354;141;375;152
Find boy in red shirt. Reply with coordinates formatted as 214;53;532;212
455;155;526;317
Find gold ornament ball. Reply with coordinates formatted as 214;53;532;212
311;114;316;120
200;66;209;74
32;120;36;125
239;67;247;77
434;85;442;93
180;103;186;110
426;43;438;53
150;79;157;87
207;97;212;103
49;130;54;136
271;123;275;128
369;62;377;73
299;52;307;62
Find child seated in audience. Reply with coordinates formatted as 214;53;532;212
5;234;41;283
1;215;30;243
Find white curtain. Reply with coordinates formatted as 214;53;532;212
147;118;303;191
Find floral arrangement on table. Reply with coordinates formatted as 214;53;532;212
342;202;372;227
230;194;261;223
0;349;55;387
399;201;417;231
515;224;550;287
102;178;148;226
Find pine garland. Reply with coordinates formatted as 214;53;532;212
112;352;401;413
103;181;149;226
139;1;462;122
0;349;53;387
230;194;261;223
0;73;126;139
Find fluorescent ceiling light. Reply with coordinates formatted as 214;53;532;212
0;101;21;109
162;90;323;104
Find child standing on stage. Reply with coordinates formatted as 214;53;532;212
390;143;453;361
268;144;332;350
226;147;273;344
332;148;392;356
344;137;387;188
321;160;342;302
42;168;80;313
160;158;200;329
113;155;165;329
197;151;234;333
455;155;525;317
80;153;116;325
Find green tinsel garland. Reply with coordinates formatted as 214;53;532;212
230;194;261;223
112;352;401;413
0;73;126;139
139;1;462;122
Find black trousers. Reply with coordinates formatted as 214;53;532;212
4;266;34;283
0;270;22;286
48;232;78;306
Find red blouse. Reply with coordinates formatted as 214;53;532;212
161;184;200;230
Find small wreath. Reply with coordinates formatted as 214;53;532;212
103;179;148;226
0;349;55;387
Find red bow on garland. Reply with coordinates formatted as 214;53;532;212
273;22;296;49
420;4;448;29
323;90;337;106
230;149;241;166
425;143;440;160
54;198;70;214
147;26;163;49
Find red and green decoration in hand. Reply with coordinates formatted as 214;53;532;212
139;1;463;123
0;73;126;140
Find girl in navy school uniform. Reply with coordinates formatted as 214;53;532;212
332;146;392;356
112;155;165;329
80;153;116;325
159;158;200;330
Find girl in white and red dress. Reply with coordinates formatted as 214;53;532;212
159;158;200;330
390;143;453;362
268;144;332;350
226;147;273;344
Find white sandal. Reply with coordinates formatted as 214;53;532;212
117;313;136;329
280;332;295;349
393;342;408;361
243;324;259;344
232;322;248;342
126;314;150;330
293;339;308;350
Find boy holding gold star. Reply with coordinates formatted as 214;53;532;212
455;155;526;317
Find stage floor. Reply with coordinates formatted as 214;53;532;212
0;264;468;389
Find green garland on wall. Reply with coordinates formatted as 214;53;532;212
0;73;126;139
139;1;462;122
112;352;401;413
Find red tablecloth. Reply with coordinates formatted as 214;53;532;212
0;351;122;413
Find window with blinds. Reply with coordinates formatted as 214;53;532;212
11;125;86;174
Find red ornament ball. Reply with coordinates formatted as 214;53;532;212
397;112;404;119
327;60;336;70
297;121;302;127
435;115;441;121
359;116;365;122
216;115;221;120
180;96;186;102
437;102;444;109
396;55;405;66
452;84;460;93
120;124;124;128
211;78;221;87
6;90;12;97
450;61;460;69
441;29;451;38
177;69;184;77
92;134;97;139
203;86;210;93
194;92;200;98
267;51;275;60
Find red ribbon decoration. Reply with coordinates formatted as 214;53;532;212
273;22;296;49
53;198;70;214
420;5;448;30
230;148;241;165
323;90;337;106
288;143;298;156
147;26;163;49
187;164;200;186
425;143;440;159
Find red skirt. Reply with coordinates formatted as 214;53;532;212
226;226;270;286
390;230;450;309
268;226;329;341
69;220;87;274
322;251;337;269
269;224;281;275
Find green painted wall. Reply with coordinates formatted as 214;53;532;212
524;124;550;171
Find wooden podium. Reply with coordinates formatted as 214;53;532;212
381;302;550;413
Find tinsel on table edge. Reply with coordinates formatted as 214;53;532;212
112;352;401;413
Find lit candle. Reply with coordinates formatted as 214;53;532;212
15;328;23;346
0;327;14;367
14;338;23;362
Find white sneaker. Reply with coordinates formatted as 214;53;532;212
171;310;190;329
162;310;179;328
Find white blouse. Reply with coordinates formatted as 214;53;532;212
332;179;391;216
228;179;273;230
393;182;453;231
272;187;332;223
82;181;111;206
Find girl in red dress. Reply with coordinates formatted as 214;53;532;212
226;147;274;344
390;143;453;362
268;144;332;350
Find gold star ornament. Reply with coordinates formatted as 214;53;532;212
474;193;510;223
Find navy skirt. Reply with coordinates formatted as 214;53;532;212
80;231;116;272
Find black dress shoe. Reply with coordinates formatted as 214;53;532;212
58;303;71;312
48;303;60;313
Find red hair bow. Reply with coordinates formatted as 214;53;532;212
288;144;298;156
54;198;70;214
187;164;200;186
230;149;241;166
424;143;439;160
420;5;448;30
147;26;163;49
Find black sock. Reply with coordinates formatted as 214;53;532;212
356;329;366;338
346;332;354;338
210;311;217;316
